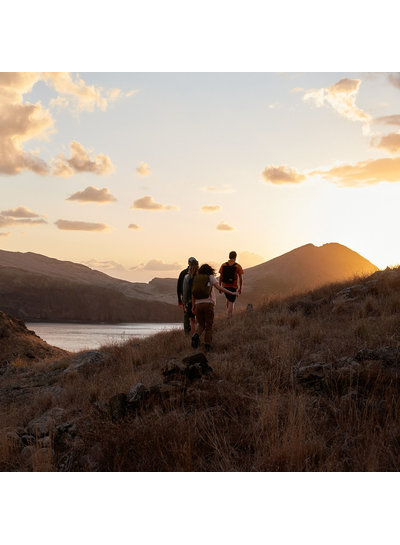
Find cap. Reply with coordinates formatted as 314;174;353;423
188;257;197;263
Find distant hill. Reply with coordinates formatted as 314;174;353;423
241;243;378;306
0;243;378;322
0;249;181;323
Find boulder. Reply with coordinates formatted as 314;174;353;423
26;407;66;438
127;382;147;403
355;346;400;367
64;351;106;376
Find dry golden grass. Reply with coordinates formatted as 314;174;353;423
1;267;400;471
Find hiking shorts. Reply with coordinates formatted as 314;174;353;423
224;287;237;303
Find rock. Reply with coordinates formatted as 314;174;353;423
182;353;208;366
294;363;328;386
127;383;148;403
355;346;400;367
64;351;106;376
109;393;127;420
163;353;213;383
26;407;65;437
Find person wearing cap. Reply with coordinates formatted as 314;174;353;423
177;257;197;333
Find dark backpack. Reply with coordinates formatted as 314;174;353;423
192;274;211;299
182;274;194;304
221;262;237;284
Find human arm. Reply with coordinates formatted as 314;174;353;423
211;276;239;297
238;273;243;295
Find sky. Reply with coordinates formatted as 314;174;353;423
1;71;400;282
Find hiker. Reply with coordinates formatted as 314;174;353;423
177;257;198;333
182;258;199;335
191;263;239;352
218;251;244;318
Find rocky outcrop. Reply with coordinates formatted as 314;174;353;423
0;311;66;366
293;346;400;396
106;353;214;421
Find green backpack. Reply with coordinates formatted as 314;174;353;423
192;274;212;299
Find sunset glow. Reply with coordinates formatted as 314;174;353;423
1;72;399;281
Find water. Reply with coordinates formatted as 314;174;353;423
26;322;183;352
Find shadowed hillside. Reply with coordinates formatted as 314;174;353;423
0;250;181;323
1;266;399;471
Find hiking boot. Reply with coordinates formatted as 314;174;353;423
205;344;212;352
191;333;200;349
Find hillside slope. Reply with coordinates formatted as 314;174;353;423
0;250;181;322
242;242;378;305
1;266;399;471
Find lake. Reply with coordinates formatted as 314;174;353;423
26;322;183;352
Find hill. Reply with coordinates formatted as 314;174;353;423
0;266;399;471
0;249;181;323
0;243;378;322
242;242;378;305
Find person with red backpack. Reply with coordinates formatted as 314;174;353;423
218;251;244;318
191;263;239;352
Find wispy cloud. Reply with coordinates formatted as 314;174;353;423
262;165;306;185
67;186;117;204
374;114;400;127
53;141;114;177
371;132;400;154
310;157;400;187
43;72;133;113
388;73;400;90
136;161;151;176
1;206;41;218
201;205;221;213
130;259;182;271
201;185;235;193
216;221;235;231
83;259;126;272
128;223;141;230
131;195;178;210
303;78;371;133
0;216;47;228
0;232;10;237
55;219;110;231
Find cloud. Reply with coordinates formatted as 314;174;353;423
374;114;400;127
372;132;400;154
67;185;117;204
1;205;41;218
201;205;221;213
131;259;182;271
0;73;121;177
303;78;371;132
83;259;126;272
0;73;53;175
236;251;265;268
53;141;114;177
388;73;400;90
136;161;150;176
43;73;111;112
0;232;10;237
216;221;235;231
0;216;47;228
128;224;141;230
262;165;306;184
310;157;400;186
55;219;110;231
202;185;235;193
131;195;178;210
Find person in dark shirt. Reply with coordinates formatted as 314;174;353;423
177;256;197;333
